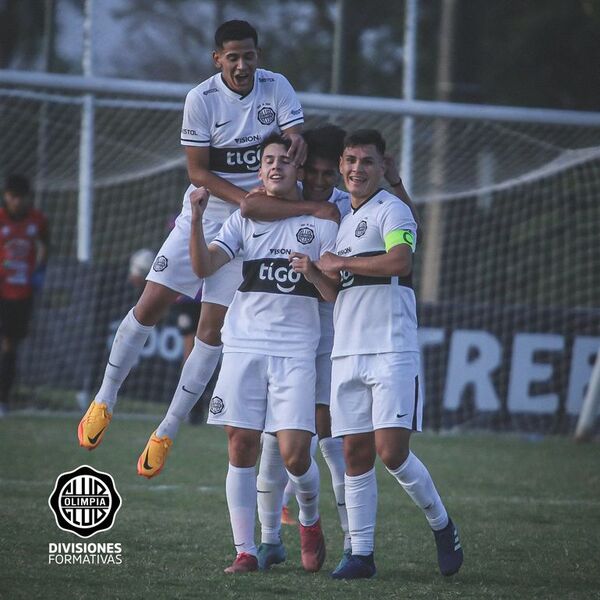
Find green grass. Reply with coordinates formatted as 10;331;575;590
1;415;600;599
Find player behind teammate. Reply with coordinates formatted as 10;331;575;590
317;129;463;579
190;133;338;574
77;20;336;458
254;125;352;571
0;174;49;415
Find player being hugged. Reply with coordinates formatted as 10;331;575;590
318;129;463;580
78;19;338;469
189;134;339;575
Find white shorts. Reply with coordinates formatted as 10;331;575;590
315;352;332;406
330;352;422;437
207;352;316;434
146;212;243;306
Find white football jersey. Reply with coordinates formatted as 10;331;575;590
212;211;338;357
317;187;351;356
331;189;418;358
181;69;304;222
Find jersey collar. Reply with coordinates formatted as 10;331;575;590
217;71;257;101
351;188;383;214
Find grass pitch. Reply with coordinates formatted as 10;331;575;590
1;414;599;599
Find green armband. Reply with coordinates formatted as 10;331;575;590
384;229;415;252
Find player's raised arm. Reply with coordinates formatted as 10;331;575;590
189;187;230;277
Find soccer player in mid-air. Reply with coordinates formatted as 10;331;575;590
317;129;463;579
77;20;337;467
190;134;338;574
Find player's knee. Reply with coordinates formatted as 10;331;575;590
344;442;375;474
227;430;259;467
282;453;310;477
378;446;410;471
134;284;177;325
196;326;222;346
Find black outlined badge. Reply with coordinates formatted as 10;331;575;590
48;465;122;538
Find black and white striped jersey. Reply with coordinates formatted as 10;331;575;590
331;189;418;358
181;69;304;223
212;210;338;357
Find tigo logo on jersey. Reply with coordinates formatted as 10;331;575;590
259;262;302;293
340;269;355;288
48;465;121;538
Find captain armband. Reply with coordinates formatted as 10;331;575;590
384;229;416;252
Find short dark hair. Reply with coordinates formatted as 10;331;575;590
215;20;258;48
303;125;346;164
4;174;31;197
343;129;386;156
260;132;292;159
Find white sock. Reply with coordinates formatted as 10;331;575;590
387;451;449;531
257;434;288;545
345;468;377;556
320;436;351;551
226;464;257;556
96;308;153;411
282;480;294;508
156;338;222;439
286;458;320;527
310;434;318;457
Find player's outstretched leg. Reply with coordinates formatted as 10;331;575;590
78;283;178;449
386;451;463;576
137;337;221;477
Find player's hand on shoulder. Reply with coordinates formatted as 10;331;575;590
316;251;344;274
190;186;210;220
383;154;401;186
311;201;340;224
283;132;307;168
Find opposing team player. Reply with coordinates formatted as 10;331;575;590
0;175;49;415
77;20;335;460
317;129;463;579
190;134;338;574
253;125;352;571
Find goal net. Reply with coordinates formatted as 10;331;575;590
1;72;599;434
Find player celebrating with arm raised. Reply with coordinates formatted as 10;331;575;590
78;20;336;464
318;129;463;580
190;134;338;574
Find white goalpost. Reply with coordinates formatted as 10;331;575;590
0;69;599;436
